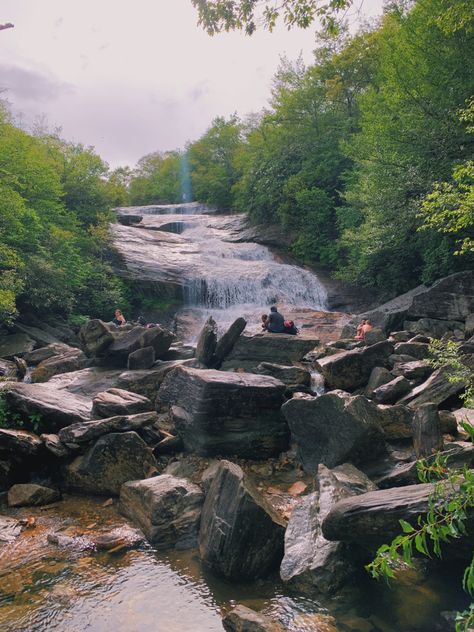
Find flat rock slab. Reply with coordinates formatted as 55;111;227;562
0;428;43;455
59;411;158;444
24;343;74;366
120;474;203;549
399;367;466;409
282;390;386;473
222;605;285;632
63;431;157;495
199;460;285;580
157;366;288;459
8;483;60;507
316;341;394;391
117;360;190;399
220;333;319;371
256;362;311;391
91;388;153;419
0;333;36;359
30;348;88;383
2;382;91;430
47;367;123;398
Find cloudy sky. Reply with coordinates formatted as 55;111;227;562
1;0;384;168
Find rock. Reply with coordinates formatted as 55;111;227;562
160;344;195;361
13;356;27;380
2;382;91;429
0;333;36;359
117;360;190;399
406;271;474;321
0;359;17;379
388;354;418;367
117;213;143;225
256;362;311;392
30;347;88;383
282;391;386;473
154;434;183;454
399;367;466;409
93;525;145;551
0;428;43;455
389;331;411;342
59;411;158;444
79;319;114;357
377;404;414;440
195;316;218;366
466;314;474;339
106;325;174;365
316;341;393;391
0;516;23;544
391;360;432;381
365;367;393;399
280;464;374;594
331;463;378;494
91;388;153;418
63;431;157;495
220;333;319;372
40;433;70;458
453;408;474;429
393;342;430;360
13;318;79;347
119;474;203;549
47;367;122;398
413;403;443;458
8;483;60;507
322;481;474;556
23;343;71;366
201;461;221;494
213;317;247;367
362;328;386;345
199;461;285;580
439;410;458;435
372;376;412;405
127;346;155;370
222;605;285;632
404;318;465;339
157;366;288;459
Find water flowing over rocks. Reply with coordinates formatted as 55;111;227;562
119;474;203;549
199;460;285;580
157;366;289;458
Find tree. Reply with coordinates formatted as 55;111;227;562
191;0;352;35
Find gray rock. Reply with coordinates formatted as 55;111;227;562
0;333;36;359
388;354;418;367
221;333;319;372
199;461;285;580
391;360;433;381
280;464;374;594
413;403;443;458
256;362;311;392
8;483;60;507
195;316;218;366
2;382;91;429
213;317;247;367
117;360;191;399
376;404;414;440
0;359;17;379
63;431;157;495
127;346;155;370
160;344;195;361
316;340;393;391
92;388;153;419
157;366;288;459
117;213;143;225
79;319;114;357
222;605;285;632
389;331;411;342
407;271;474;321
439;410;458;435
393;342;430;360
466;314;474;339
404;318;465;339
23;343;73;367
59;411;158;444
120;474;203;549
373;376;412;405
0;516;23;544
362;328;386;345
365;367;393;399
30;348;88;383
281;391;386;474
40;433;70;458
0;428;43;455
399;367;466;409
106;325;174;365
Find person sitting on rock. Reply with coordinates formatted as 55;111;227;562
267;305;285;333
261;314;269;331
112;309;126;326
361;320;374;338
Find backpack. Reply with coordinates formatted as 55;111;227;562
284;320;298;335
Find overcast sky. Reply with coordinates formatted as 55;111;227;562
1;0;384;168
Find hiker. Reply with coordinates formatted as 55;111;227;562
261;314;269;331
267;306;286;333
355;319;373;340
112;309;126;326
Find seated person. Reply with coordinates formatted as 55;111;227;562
261;314;269;330
267;306;285;333
112;309;126;326
361;320;374;337
355;319;367;340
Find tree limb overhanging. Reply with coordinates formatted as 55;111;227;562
0;23;14;32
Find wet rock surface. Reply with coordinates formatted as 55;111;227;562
222;605;286;632
8;483;60;507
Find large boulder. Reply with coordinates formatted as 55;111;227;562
127;346;155;370
62;431;157;495
399;367;466;409
119;474;203;549
0;333;36;359
372;376;412;405
222;606;285;632
157;366;288;459
256;362;311;392
8;483;60;507
2;382;91;429
79;319;114;357
199;461;285;580
404;318;465;339
391;360;433;381
117;360;191;399
280;464;376;595
91;388;153;418
220;333;319;372
393;342;430;360
365;367;393;398
376;404;414;440
24;343;74;366
105;326;174;366
406;271;474;321
282;391;386;473
316;341;394;391
213;317;247;367
58;411;158;445
0;428;43;455
195;316;218;366
30;347;88;383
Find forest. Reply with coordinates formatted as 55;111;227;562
1;0;473;326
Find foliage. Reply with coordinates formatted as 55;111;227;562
428;338;474;408
191;0;352;35
128;151;184;205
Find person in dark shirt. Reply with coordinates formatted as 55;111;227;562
267;305;285;333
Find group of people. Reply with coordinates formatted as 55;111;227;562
261;306;298;335
111;309;159;329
